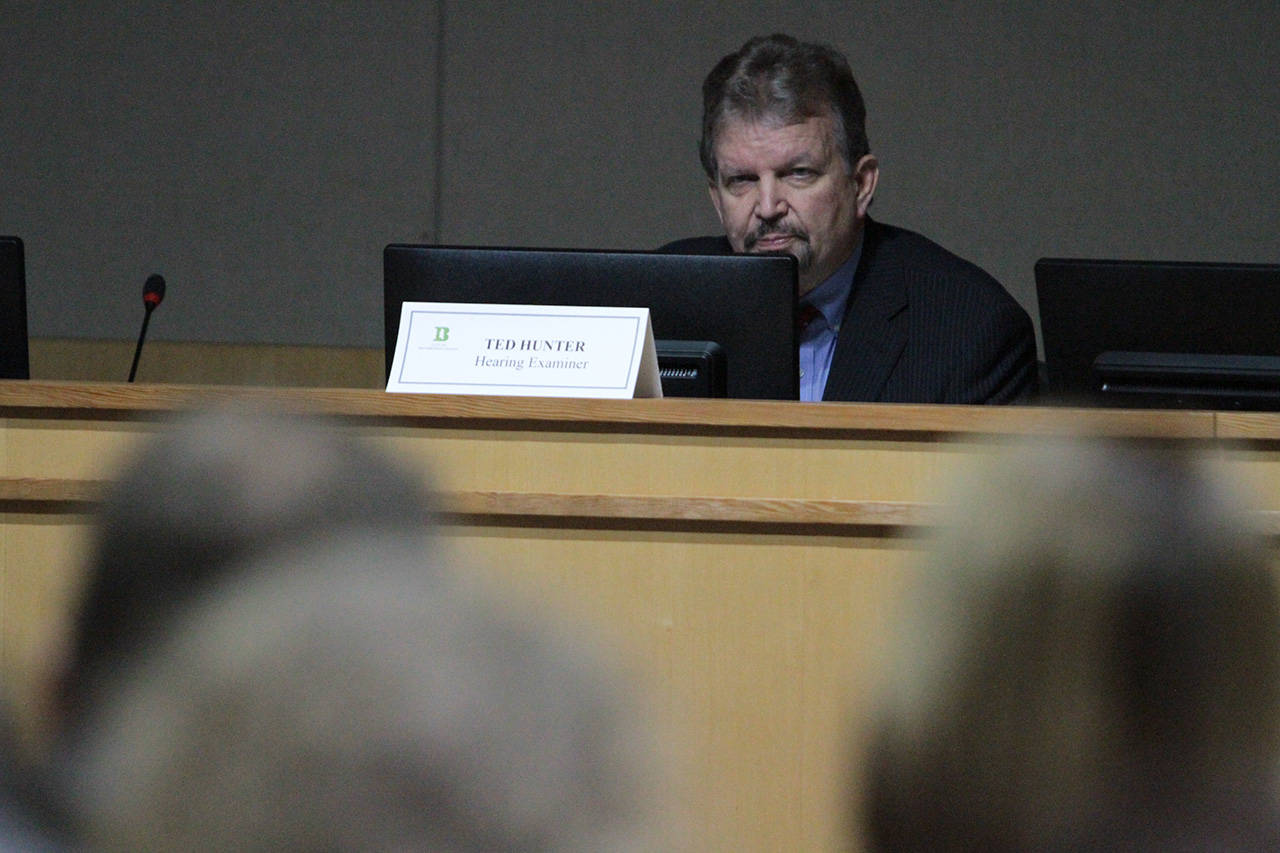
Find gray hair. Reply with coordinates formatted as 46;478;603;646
699;33;870;180
69;535;672;851
60;403;436;724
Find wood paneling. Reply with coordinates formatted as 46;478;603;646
3;381;1276;849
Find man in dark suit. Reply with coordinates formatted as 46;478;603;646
665;34;1037;403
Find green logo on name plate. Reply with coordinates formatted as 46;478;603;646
433;326;449;342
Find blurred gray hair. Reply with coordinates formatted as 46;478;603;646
69;535;670;851
61;402;436;723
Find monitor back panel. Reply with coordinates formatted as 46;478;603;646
0;237;29;380
1035;257;1280;400
384;246;799;399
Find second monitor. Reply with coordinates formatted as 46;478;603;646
1;236;28;381
1036;257;1280;410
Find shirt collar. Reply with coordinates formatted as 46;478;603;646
801;232;863;332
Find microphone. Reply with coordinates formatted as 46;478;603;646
127;274;166;382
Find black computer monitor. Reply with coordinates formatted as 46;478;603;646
1;236;29;381
1036;257;1280;409
383;245;799;399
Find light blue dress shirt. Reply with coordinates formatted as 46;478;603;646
798;236;863;402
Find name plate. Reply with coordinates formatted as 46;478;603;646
386;302;661;398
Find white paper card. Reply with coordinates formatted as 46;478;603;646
386;302;662;398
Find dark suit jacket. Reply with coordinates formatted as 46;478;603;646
661;220;1038;403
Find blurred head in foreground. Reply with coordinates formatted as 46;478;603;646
862;438;1280;851
66;534;669;851
0;694;66;851
55;403;435;731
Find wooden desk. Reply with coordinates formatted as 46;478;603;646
3;382;1277;849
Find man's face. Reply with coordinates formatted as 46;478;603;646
708;114;877;296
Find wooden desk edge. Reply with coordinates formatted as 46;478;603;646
0;479;932;533
8;479;1280;539
0;380;1221;438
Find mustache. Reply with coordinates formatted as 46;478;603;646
744;222;808;250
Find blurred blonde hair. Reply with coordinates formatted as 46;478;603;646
864;438;1280;850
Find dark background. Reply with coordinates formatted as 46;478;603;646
3;1;1277;354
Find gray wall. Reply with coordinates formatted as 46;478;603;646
4;1;1278;351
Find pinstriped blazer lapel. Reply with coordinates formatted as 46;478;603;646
822;220;908;402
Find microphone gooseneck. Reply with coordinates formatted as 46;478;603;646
127;274;166;383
